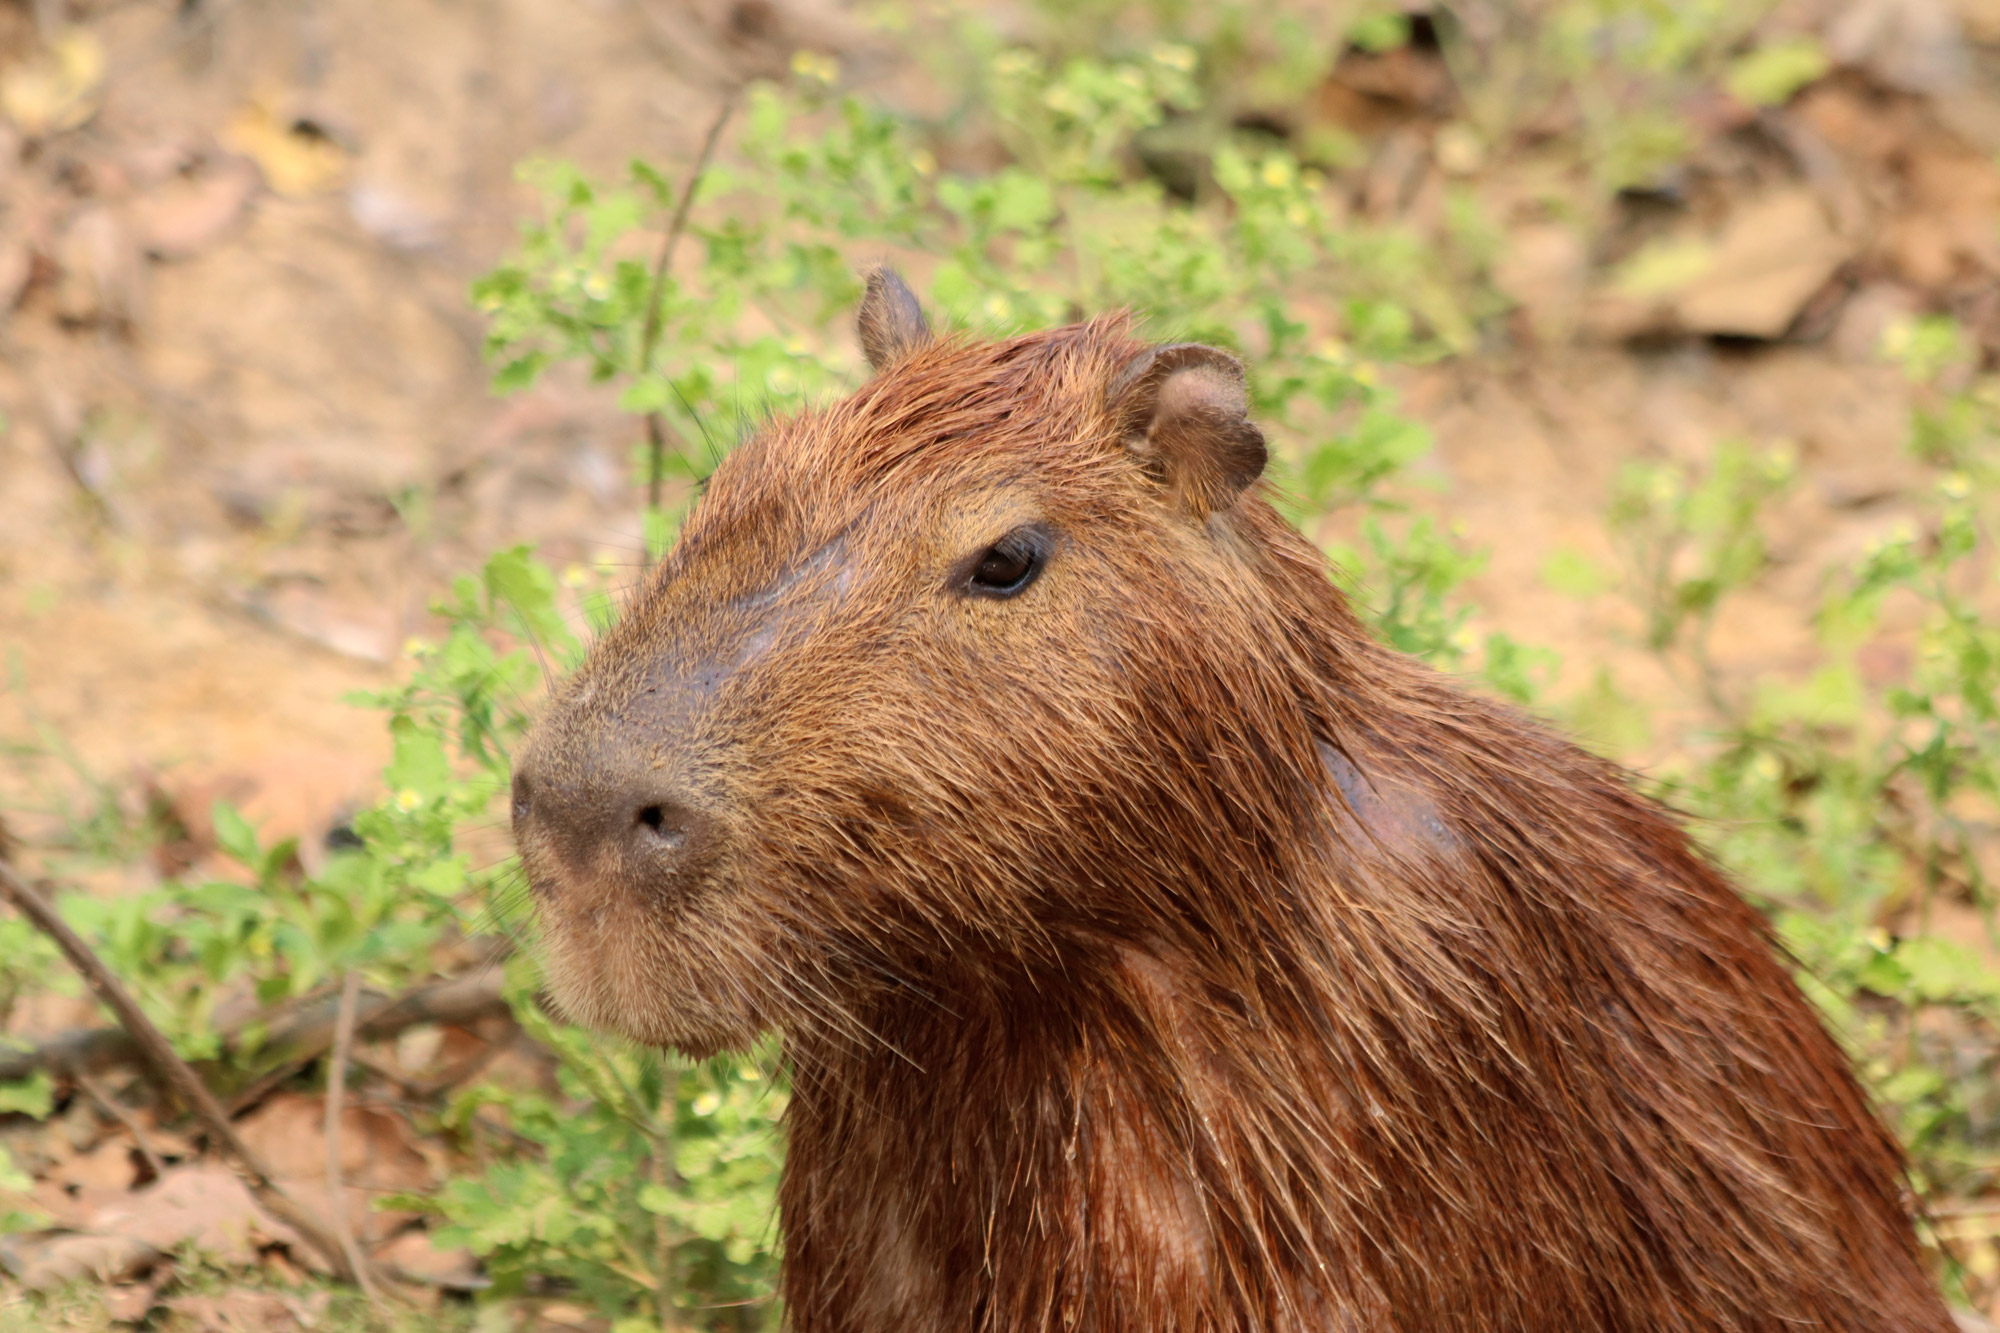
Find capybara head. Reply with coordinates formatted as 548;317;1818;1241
513;270;1283;1058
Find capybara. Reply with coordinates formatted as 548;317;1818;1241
512;270;1955;1332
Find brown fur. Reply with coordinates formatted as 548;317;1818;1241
514;298;1954;1332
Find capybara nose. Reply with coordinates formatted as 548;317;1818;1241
512;755;721;890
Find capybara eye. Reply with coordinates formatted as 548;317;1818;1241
966;526;1048;598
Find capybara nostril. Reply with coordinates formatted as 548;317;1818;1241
510;768;534;826
628;794;716;873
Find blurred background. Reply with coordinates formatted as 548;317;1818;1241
1;0;1998;1329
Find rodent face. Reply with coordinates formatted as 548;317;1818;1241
513;296;1269;1057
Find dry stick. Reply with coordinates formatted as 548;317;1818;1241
324;970;379;1305
73;1071;167;1181
639;91;740;556
0;966;511;1084
0;858;368;1286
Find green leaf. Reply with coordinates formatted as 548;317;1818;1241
485;546;582;663
0;1144;35;1191
1895;937;2000;1005
1541;548;1610;598
1726;39;1829;108
491;351;550;394
386;715;453;804
211;800;261;869
990;169;1056;233
1564;667;1652;755
0;1072;54;1118
1752;663;1864;729
1346;12;1411;54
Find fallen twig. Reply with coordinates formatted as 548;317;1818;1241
640;91;740;545
324;970;379;1305
73;1071;167;1182
0;967;511;1084
34;384;120;534
0;857;371;1286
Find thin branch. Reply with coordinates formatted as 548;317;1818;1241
325;970;379;1305
640;91;740;551
74;1071;166;1181
0;857;370;1286
226;1054;316;1119
0;966;511;1084
21;370;120;534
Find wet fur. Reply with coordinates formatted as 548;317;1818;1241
518;315;1953;1332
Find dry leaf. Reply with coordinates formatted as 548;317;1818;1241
103;1280;161;1324
166;1288;323;1332
0;30;105;137
1671;191;1852;338
133;160;260;260
1593;189;1854;340
221;99;348;198
49;1137;143;1193
53;205;143;328
235;1094;432;1244
1329;42;1454;114
246;584;400;665
0;1229;160;1291
374;1226;482;1289
84;1164;294;1268
1879;136;2000;289
1829;0;1970;94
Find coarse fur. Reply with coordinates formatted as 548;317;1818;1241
513;287;1954;1332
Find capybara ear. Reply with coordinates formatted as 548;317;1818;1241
857;267;933;372
1107;343;1269;520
